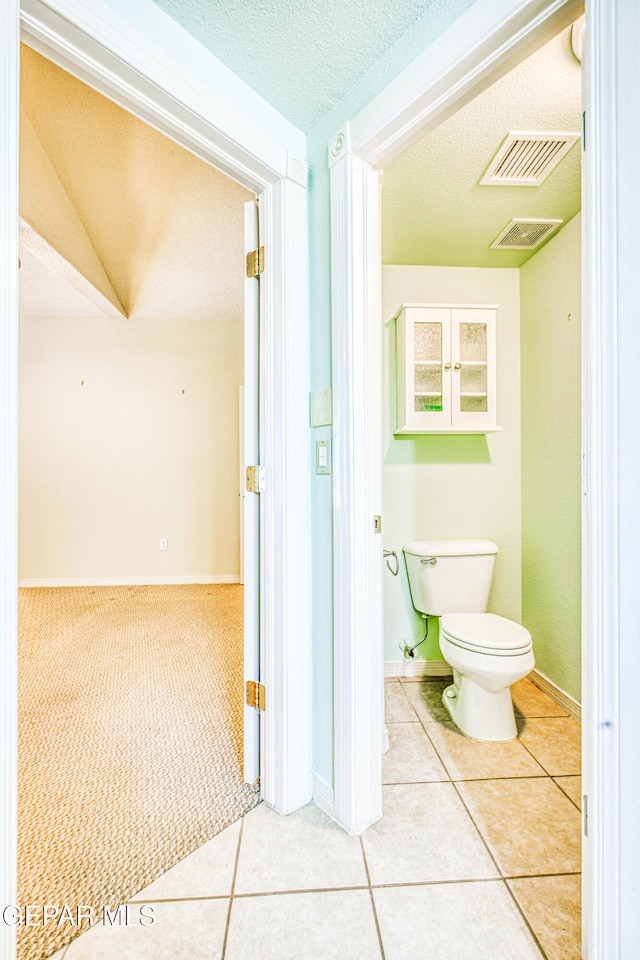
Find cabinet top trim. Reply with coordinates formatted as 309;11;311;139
391;303;499;320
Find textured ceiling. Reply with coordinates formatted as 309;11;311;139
19;245;107;319
382;28;582;268
152;0;441;131
20;45;251;320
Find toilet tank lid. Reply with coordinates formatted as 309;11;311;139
403;539;499;557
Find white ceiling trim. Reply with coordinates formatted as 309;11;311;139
335;0;583;168
19;0;306;189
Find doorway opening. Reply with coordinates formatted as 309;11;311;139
17;44;260;960
379;22;582;957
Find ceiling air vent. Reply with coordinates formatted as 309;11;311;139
491;218;563;250
480;132;581;186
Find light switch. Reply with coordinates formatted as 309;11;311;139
316;439;331;475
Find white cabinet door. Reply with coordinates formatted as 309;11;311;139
451;308;496;430
394;303;498;434
401;306;451;429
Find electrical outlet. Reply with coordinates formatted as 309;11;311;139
159;539;168;551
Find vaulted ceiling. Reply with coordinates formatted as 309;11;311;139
20;45;251;321
20;9;583;310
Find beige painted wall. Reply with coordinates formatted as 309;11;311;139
19;314;243;582
382;266;522;664
521;214;582;702
19;48;251;583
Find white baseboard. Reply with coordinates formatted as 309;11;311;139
528;668;581;721
18;575;241;587
385;658;453;679
312;774;336;820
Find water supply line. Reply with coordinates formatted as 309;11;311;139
402;615;429;659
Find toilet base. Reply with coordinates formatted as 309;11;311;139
442;670;517;741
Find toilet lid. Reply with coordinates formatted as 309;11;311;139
441;613;532;656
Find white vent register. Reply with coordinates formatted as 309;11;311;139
480;131;580;186
491;218;563;250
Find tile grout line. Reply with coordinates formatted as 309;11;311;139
551;778;582;813
359;837;386;960
384;773;551;785
515;731;582;784
220;884;371;899
126;872;585;905
415;712;551;960
515;731;554;776
448;775;551;960
368;871;581;888
394;678;423;722
414;714;509;881
220;815;244;959
503;876;551;960
128;893;234;905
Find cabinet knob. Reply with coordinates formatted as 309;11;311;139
454;362;462;370
444;362;451;370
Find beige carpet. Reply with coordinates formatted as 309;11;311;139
18;584;260;960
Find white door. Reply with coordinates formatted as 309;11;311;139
243;199;260;784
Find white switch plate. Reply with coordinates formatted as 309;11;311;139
316;439;331;475
310;387;332;427
160;539;168;551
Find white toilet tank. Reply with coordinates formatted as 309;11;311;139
403;539;498;616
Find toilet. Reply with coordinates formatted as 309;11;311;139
403;539;534;741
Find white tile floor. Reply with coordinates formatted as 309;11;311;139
48;676;581;960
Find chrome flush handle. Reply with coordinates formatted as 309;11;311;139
420;557;438;566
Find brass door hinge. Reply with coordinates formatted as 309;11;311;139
246;246;265;278
246;680;266;711
246;465;265;493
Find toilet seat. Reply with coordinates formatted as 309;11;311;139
441;612;532;657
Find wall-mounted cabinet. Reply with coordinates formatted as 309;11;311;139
393;303;500;434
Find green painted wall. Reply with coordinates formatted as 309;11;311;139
382;266;522;666
520;213;581;703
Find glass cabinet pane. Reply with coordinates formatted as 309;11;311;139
460;364;487;394
415;394;443;413
414;363;442;394
459;323;487;362
414;322;442;362
459;395;487;413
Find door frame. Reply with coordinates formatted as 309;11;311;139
329;0;638;953
1;0;311;947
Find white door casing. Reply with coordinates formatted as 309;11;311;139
329;148;384;834
0;4;19;956
581;1;640;955
329;0;640;954
329;0;583;839
1;1;312;948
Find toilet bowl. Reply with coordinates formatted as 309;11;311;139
403;540;534;741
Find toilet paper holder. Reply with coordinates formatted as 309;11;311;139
383;549;399;576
